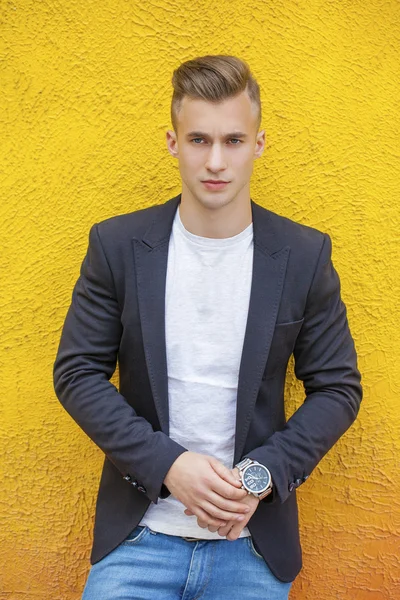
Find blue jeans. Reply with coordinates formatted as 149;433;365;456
82;525;293;599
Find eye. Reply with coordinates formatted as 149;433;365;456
229;138;241;144
191;138;204;144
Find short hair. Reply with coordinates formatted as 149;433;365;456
171;55;261;133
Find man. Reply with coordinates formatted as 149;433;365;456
53;55;362;599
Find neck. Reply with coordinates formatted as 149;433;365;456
178;188;252;239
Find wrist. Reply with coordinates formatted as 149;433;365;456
164;450;188;487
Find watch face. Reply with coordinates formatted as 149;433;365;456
243;464;271;493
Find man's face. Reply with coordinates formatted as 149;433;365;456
166;90;265;212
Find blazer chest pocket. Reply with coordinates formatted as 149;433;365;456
262;318;304;381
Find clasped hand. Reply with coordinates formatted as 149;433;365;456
163;451;259;541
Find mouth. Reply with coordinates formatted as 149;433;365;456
201;180;230;190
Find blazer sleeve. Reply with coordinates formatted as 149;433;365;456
53;223;187;504
242;233;362;505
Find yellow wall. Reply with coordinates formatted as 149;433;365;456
1;1;399;598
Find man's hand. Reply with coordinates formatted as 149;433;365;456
184;491;259;540
183;467;260;540
164;452;250;528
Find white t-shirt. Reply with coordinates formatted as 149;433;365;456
139;206;254;539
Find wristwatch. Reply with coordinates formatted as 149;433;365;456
235;458;273;500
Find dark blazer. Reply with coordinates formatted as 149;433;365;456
53;193;362;583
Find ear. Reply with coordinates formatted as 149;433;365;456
166;130;179;158
254;129;266;159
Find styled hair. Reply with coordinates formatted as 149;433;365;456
171;55;261;132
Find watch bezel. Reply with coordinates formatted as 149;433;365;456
241;462;272;494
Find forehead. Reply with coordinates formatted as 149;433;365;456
176;91;258;134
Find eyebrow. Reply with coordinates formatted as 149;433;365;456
186;131;249;139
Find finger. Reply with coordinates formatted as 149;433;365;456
197;518;209;529
218;521;235;537
194;507;227;528
231;467;240;479
211;477;248;501
209;458;242;488
197;518;224;533
226;521;245;541
200;499;247;523
185;508;227;529
206;490;251;514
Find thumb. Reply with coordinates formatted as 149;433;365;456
209;457;242;487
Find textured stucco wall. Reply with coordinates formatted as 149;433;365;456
1;1;399;598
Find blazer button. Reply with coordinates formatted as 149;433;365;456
137;485;147;494
295;478;302;487
288;482;295;492
123;474;137;486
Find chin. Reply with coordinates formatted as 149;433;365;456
195;190;236;210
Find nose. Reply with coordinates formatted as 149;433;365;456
205;143;227;173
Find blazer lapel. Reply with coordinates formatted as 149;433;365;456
133;195;290;454
132;194;181;436
233;204;290;462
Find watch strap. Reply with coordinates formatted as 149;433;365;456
235;458;254;470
